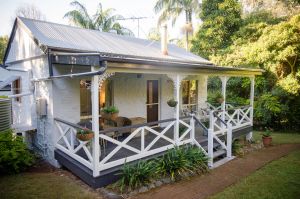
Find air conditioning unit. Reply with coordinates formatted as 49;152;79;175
0;98;12;131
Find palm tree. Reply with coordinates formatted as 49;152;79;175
154;0;200;50
64;1;134;36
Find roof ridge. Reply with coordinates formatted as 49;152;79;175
17;17;163;45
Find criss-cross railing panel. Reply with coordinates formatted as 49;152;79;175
54;118;93;169
97;118;193;172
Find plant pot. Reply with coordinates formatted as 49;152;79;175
262;136;272;147
76;132;94;141
167;100;178;108
111;112;119;120
101;111;110;120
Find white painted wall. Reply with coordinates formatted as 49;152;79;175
4;24;60;167
111;73;208;121
6;24;43;63
112;73;175;120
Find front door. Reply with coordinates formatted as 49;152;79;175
146;80;159;123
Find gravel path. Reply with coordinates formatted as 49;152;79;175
130;144;300;199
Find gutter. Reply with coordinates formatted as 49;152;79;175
31;52;107;82
31;66;106;82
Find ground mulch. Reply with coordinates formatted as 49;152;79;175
130;144;300;199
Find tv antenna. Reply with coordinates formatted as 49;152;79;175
117;16;148;37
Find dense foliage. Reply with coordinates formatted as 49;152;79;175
192;0;300;130
116;161;156;192
0;36;8;64
191;0;242;58
0;129;35;174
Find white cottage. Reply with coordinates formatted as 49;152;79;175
2;17;262;187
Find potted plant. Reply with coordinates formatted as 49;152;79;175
101;106;119;120
262;129;272;147
76;128;94;141
167;99;178;108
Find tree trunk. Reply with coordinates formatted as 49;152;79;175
185;11;189;51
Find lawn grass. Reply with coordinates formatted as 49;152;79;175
211;150;300;199
253;131;300;144
0;172;100;199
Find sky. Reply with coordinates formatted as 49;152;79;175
0;0;200;39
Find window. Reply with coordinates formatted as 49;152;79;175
12;78;21;102
80;80;92;117
80;79;113;118
181;80;198;110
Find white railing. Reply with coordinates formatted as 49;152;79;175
55;118;94;170
206;102;234;111
54;104;253;174
55;116;199;176
207;111;233;167
97;117;194;172
215;105;252;134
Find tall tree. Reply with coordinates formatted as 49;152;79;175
0;36;8;64
64;1;134;36
191;0;242;58
154;0;200;50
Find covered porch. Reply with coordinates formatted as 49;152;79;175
51;55;261;187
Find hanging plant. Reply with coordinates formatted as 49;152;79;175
76;128;94;141
167;99;178;107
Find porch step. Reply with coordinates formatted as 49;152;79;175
213;149;226;159
211;156;235;169
202;143;219;152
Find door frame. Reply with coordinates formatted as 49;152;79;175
146;79;160;123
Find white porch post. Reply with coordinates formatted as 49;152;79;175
220;76;228;128
208;111;214;167
175;74;180;145
197;75;208;110
246;76;255;141
91;66;100;177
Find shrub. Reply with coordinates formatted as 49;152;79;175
184;146;209;174
232;139;243;156
116;160;155;192
0;129;35;174
155;147;190;180
207;91;224;105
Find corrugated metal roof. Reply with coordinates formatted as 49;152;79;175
18;17;212;65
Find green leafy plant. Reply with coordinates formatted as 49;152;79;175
76;128;94;141
207;91;224;104
102;106;119;114
77;128;93;135
184;146;209;174
116;160;156;192
155;147;190;180
232;139;244;156
262;129;272;137
0;129;35;174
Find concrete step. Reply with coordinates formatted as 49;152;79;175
213;149;226;159
211;156;235;169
